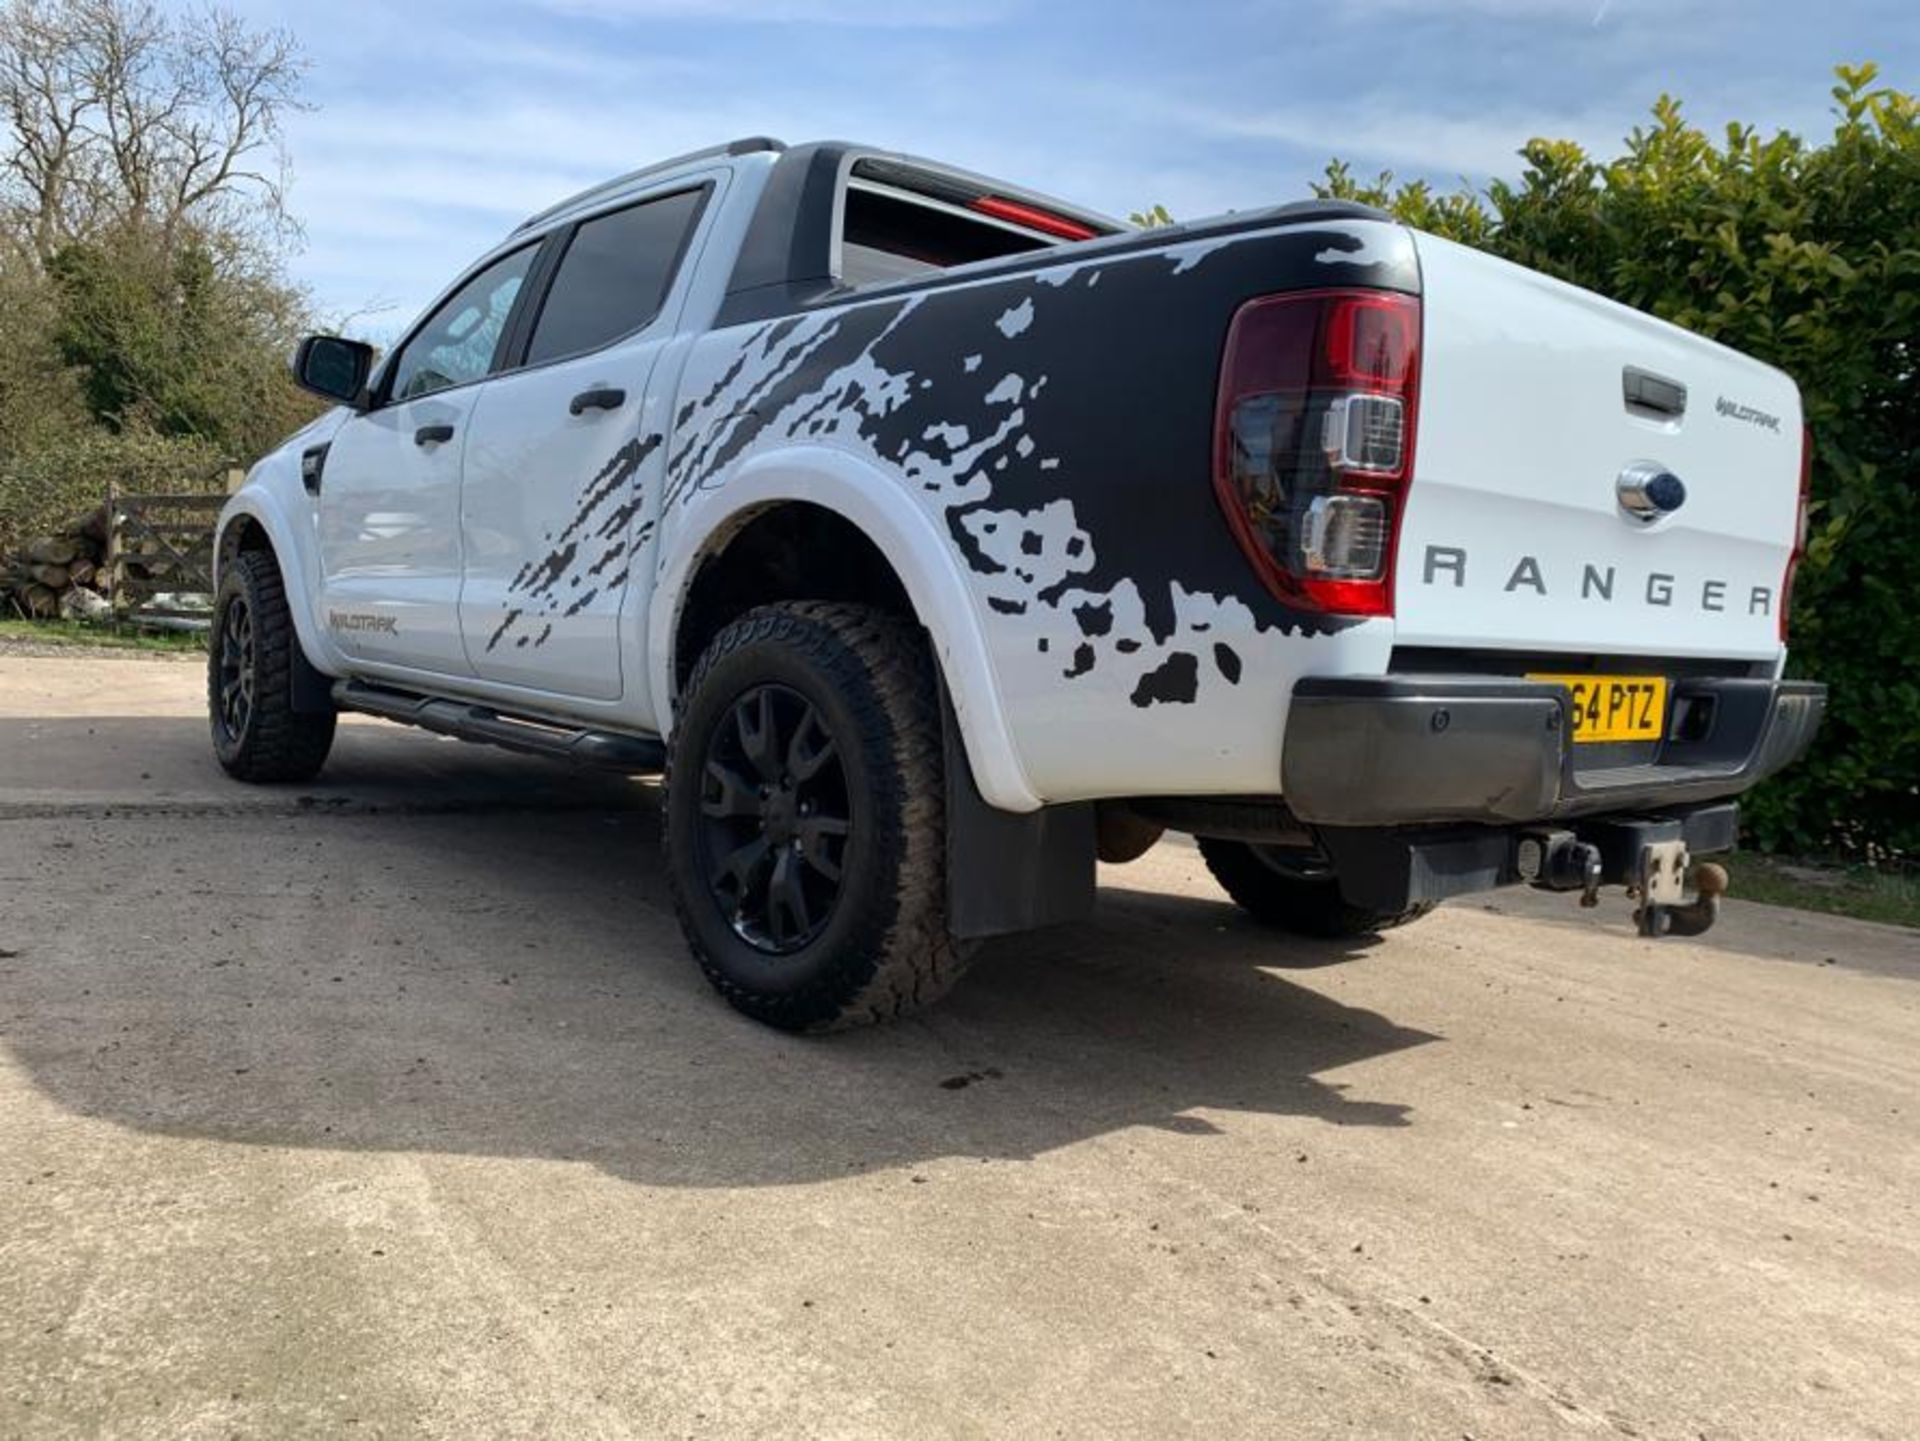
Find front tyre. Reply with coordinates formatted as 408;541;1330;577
1199;837;1434;938
664;602;968;1032
208;549;336;783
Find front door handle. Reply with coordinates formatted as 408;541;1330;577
414;423;455;446
569;386;626;416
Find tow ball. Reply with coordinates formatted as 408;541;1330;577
1516;829;1729;938
1633;849;1729;938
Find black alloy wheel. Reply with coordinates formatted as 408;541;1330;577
214;591;257;745
662;601;971;1032
696;682;853;953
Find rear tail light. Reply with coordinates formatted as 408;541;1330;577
1781;424;1812;642
1213;289;1420;616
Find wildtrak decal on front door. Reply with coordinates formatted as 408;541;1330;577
328;610;398;634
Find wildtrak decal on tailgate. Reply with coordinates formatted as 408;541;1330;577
668;221;1419;706
1714;396;1784;433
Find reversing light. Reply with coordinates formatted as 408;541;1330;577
1322;394;1405;474
1300;494;1388;578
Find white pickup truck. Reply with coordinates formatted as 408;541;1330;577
210;137;1826;1031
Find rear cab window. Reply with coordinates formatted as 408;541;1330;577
524;186;708;364
837;159;1111;289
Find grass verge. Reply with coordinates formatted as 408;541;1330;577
1722;853;1919;930
0;617;206;654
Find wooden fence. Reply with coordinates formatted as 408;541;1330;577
105;487;227;621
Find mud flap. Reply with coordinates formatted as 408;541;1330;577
290;639;335;714
941;686;1095;940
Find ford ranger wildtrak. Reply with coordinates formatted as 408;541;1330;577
207;137;1826;1030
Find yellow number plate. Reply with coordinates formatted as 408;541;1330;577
1528;673;1669;744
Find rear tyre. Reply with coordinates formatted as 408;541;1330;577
663;602;969;1032
208;549;336;783
1199;837;1433;938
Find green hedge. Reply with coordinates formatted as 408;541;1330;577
0;429;225;555
1318;66;1919;861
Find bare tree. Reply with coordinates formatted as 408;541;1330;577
0;0;304;262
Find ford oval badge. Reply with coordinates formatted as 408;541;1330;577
1618;461;1687;523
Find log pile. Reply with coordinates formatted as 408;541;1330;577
1;506;112;621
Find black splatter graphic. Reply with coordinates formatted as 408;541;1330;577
487;432;661;653
662;216;1418;706
1130;652;1200;707
1074;600;1113;637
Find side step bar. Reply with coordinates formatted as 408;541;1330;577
333;679;666;774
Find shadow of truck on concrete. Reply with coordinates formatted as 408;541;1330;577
0;715;1437;1189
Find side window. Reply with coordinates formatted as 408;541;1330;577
524;188;705;365
388;245;538;402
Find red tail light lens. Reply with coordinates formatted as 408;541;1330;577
1213;289;1421;617
1781;423;1812;642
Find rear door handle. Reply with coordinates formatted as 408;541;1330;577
569;386;626;415
414;423;455;446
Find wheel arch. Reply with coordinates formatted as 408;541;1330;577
214;491;343;680
650;447;1041;813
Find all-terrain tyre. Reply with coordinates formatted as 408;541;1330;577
1199;837;1434;938
208;549;336;783
663;602;969;1033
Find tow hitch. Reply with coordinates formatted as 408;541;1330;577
1517;819;1732;938
1313;801;1741;934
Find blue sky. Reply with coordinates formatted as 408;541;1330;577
227;0;1918;337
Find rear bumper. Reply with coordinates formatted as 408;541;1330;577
1282;673;1826;827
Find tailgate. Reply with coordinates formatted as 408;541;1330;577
1396;233;1801;664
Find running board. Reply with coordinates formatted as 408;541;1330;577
333;680;666;774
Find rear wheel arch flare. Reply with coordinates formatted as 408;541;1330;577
672;500;915;700
652;452;1042;814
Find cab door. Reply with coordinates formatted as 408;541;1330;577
458;181;714;700
317;242;540;676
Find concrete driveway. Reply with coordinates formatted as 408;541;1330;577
1;651;1915;1439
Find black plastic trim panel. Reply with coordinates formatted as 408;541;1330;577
1283;674;1826;827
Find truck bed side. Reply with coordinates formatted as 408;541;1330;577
655;212;1423;804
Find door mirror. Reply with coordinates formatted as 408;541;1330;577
291;335;375;406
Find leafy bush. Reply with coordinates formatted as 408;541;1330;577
46;224;318;459
0;429;225;554
1314;65;1918;861
0;0;317;560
